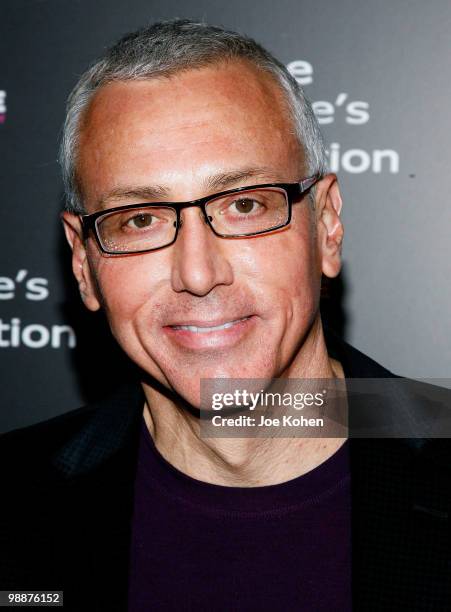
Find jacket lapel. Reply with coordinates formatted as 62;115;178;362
50;383;145;611
350;437;450;609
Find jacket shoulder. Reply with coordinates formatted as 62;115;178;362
0;403;96;483
0;381;144;483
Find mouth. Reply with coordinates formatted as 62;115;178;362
170;316;251;333
163;315;256;350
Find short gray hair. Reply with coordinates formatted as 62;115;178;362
59;19;328;213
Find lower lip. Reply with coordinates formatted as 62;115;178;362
164;316;256;350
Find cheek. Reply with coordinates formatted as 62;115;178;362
88;249;159;326
242;215;320;303
287;210;321;294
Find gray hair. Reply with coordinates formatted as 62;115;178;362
59;19;328;213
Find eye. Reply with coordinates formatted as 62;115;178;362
126;213;154;229
229;198;261;214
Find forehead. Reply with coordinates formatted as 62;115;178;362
76;60;303;210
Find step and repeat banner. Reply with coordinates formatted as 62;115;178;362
1;0;450;432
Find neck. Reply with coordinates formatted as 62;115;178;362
141;318;347;487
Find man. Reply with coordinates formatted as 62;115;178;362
1;19;449;612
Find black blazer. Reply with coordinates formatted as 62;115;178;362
1;334;450;611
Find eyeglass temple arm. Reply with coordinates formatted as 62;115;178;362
299;174;320;193
79;215;92;240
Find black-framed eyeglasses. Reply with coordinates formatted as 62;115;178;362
80;174;320;255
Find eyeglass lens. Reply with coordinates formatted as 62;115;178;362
96;187;289;253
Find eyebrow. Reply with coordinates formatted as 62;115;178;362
96;166;284;208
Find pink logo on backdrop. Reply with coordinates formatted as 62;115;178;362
0;91;7;124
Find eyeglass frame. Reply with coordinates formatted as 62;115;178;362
79;173;321;255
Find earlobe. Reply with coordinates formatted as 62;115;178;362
316;174;344;279
61;212;102;312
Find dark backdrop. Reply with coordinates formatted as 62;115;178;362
1;0;450;432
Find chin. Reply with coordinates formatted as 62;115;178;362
166;360;275;410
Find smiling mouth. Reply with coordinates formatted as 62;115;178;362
170;316;251;333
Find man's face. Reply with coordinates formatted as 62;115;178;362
66;60;340;406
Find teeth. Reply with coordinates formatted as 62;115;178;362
172;317;248;333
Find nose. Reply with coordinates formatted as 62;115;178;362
170;206;234;296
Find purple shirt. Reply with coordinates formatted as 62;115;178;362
127;420;351;611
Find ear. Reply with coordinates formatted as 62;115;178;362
314;174;344;279
61;212;102;311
